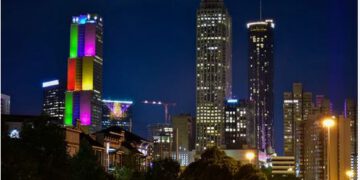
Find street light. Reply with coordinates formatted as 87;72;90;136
322;116;336;180
245;152;255;164
346;170;354;179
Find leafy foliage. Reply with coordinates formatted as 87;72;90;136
2;119;71;180
180;147;267;180
146;158;180;180
70;139;108;180
113;166;134;180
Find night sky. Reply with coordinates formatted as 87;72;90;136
2;0;357;154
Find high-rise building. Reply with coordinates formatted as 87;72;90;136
338;115;352;180
195;0;232;152
172;114;193;151
344;99;357;179
42;80;65;123
64;14;104;133
172;114;194;166
102;99;133;131
283;83;312;178
224;99;256;149
148;123;173;159
1;94;10;115
247;19;275;153
304;99;331;180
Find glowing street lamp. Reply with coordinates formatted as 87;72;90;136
245;152;255;164
346;170;354;179
322;116;336;180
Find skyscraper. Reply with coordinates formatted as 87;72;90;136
64;14;103;133
1;94;10;115
224;99;256;149
196;0;232;151
283;83;312;178
42;79;65;123
247;19;274;152
344;99;357;179
304;96;332;180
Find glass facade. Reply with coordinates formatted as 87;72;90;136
195;0;232;152
247;19;274;153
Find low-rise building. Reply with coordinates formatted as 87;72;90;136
271;156;295;178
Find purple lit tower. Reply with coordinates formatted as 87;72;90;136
64;14;104;133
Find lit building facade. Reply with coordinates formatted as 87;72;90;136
303;96;333;180
271;156;295;178
196;0;232;152
148;123;173;159
102;100;133;132
247;19;275;153
172;114;194;166
283;83;312;178
1;93;10;115
344;99;357;179
224;99;256;149
64;14;103;133
42;80;65;123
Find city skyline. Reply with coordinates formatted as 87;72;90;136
2;0;357;154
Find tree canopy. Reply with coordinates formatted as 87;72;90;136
180;147;267;180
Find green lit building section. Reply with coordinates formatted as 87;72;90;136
69;24;78;58
64;92;73;126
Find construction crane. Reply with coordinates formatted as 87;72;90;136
142;100;176;124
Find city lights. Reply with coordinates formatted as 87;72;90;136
323;117;335;128
245;152;255;164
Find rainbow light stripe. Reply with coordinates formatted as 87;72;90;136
69;24;78;58
64;92;73;126
84;24;96;56
65;14;99;127
82;57;93;90
67;59;76;90
80;92;91;125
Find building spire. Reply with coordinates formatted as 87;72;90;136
260;0;262;20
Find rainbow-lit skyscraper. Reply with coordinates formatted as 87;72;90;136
64;14;103;133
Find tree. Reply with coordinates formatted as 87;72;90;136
180;147;267;180
2;119;71;180
234;164;267;180
70;139;108;180
180;147;240;180
113;166;134;180
146;158;180;180
271;174;298;180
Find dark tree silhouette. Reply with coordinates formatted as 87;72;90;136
146;158;180;180
70;139;107;180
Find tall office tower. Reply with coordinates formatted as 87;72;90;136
304;97;332;180
224;99;256;149
247;19;275;153
344;99;357;179
196;0;232;152
42;80;65;122
283;83;312;178
1;94;10;114
64;14;103;133
102;100;133;131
